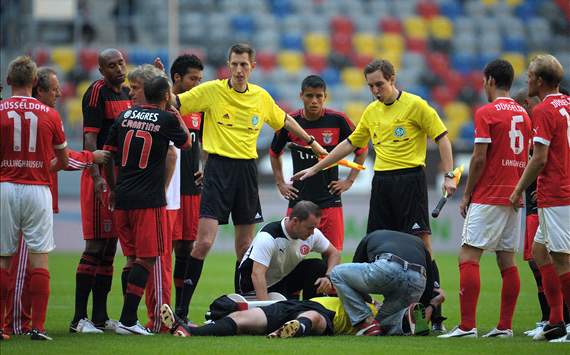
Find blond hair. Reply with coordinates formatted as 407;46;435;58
7;56;37;88
529;54;564;88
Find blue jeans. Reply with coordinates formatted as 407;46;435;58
330;254;426;333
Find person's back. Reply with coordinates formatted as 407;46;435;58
353;230;428;267
471;98;531;205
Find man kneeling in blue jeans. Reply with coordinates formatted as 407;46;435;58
330;230;446;336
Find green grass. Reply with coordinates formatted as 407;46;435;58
1;252;568;354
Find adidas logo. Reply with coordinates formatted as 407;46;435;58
255;212;262;219
412;223;421;230
183;279;193;286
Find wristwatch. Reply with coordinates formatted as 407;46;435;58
306;135;316;145
444;171;455;179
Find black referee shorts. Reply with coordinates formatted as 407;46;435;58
200;154;263;225
260;299;335;335
367;166;430;236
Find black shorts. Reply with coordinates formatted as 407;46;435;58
367;166;430;236
260;299;335;335
200;154;263;225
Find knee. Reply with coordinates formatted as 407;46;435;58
136;257;156;269
192;239;213;258
329;265;344;283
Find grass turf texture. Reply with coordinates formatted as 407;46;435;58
1;252;568;354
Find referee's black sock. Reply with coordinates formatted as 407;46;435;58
296;317;313;337
233;260;240;293
431;260;445;324
175;256;204;319
72;252;98;324
188;317;237;336
120;262;150;327
173;256;188;308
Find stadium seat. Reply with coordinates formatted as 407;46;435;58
459;121;475;141
256;51;277;72
377;34;404;55
33;48;50;67
321;67;341;87
65;98;83;126
451;53;476;74
404;16;428;39
432;85;456;107
51;47;76;73
440;1;463;18
405;84;431;102
501;52;526;76
60;81;76;99
231;15;255;34
76;80;92;98
277;51;304;73
382;51;402;71
341;67;365;91
429;16;454;40
350;53;374;69
417;1;439;18
379;17;403;34
304;54;327;73
444;101;472;141
444;70;465;96
352;33;376;57
465;70;485;93
270;0;292;16
304;32;330;56
331;32;353;55
280;33;304;51
344;101;367;124
502;36;527;53
330;16;354;34
426;52;450;77
217;66;230;79
406;38;427;54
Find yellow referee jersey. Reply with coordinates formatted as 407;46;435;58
348;91;447;171
311;297;378;335
178;79;286;159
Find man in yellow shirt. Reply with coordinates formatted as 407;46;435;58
174;43;327;323
293;59;456;332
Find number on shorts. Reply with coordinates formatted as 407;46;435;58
7;111;39;152
509;115;524;155
560;108;570;148
121;129;152;168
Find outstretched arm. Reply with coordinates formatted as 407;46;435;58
292;139;356;182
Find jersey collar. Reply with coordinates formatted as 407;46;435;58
300;108;325;120
494;96;513;101
544;93;563;100
227;78;249;93
383;89;402;106
281;218;293;240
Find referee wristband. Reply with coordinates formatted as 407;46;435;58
306;135;315;145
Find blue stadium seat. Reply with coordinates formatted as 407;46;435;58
280;33;304;50
231;15;255;34
129;48;155;66
451;53;476;74
459;121;475;141
406;85;431;102
439;1;463;19
270;0;292;17
502;36;527;53
321;67;341;87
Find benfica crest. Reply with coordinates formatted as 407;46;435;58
322;132;333;145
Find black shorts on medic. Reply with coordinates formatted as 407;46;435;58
260;300;335;335
367;166;430;236
200;154;263;225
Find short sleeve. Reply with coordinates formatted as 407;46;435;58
347;109;372;148
532;106;553;146
269;128;290;157
473;107;491;144
310;229;331;254
163;112;189;149
417;99;447;141
338;112;367;156
82;83;104;134
51;111;67;150
65;149;94;171
263;92;286;131
178;81;213;116
248;232;276;267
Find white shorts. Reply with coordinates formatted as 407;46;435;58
534;206;570;254
0;182;54;255
461;203;521;252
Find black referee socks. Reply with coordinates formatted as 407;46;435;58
296;317;313;336
189;317;238;336
176;256;204;319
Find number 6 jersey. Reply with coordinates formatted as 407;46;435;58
471;97;532;205
104;104;190;210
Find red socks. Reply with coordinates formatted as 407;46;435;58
459;261;480;330
560;272;570;318
0;268;10;328
29;268;50;332
497;266;520;330
539;264;564;324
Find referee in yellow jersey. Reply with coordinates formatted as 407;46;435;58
293;59;456;332
173;43;327;322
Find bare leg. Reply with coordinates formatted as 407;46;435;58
229;308;268;335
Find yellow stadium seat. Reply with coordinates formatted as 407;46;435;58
443;101;471;141
501;52;526;77
341;67;365;91
377;34;404;55
65;98;83;126
481;0;498;6
76;80;92;98
352;33;376;57
344;101;367;124
304;33;330;56
277;51;304;74
429;16;454;40
51;47;76;73
404;16;428;40
506;0;523;7
381;50;402;72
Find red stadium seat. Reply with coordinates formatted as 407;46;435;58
256;51;277;72
443;70;465;96
33;48;50;67
432;85;456;107
330;16;354;34
79;48;99;72
305;54;327;73
60;82;76;99
380;17;403;33
417;1;439;19
217;66;230;79
426;52;450;77
350;53;374;69
406;38;427;53
465;70;484;92
331;32;353;55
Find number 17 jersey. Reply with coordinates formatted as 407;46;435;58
471;97;531;205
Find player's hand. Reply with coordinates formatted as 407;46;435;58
194;170;204;186
153;57;165;71
328;179;353;195
291;167;317;182
93;176;108;204
108;190;115;212
459;194;470;218
92;150;111;165
314;277;333;294
443;176;457;197
508;189;523;211
310;141;328;157
277;182;298;200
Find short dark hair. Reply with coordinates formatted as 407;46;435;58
290;201;321;221
170;54;204;82
483;59;514;91
144;76;171;104
32;67;57;97
301;75;326;92
364;59;395;80
227;43;255;62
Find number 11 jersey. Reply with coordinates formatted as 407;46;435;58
471;97;531;206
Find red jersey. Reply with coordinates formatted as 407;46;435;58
471;97;532;205
48;149;94;213
532;93;570;207
0;96;67;185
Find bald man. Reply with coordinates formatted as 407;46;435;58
70;49;132;333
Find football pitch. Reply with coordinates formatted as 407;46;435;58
1;252;568;354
